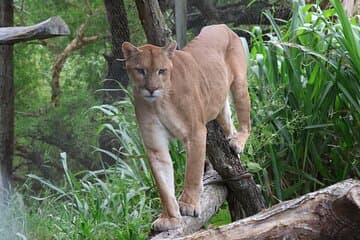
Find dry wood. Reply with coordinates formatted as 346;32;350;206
51;23;98;106
177;178;360;240
0;16;70;44
149;169;228;240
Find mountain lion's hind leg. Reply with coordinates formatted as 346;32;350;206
216;96;237;139
225;35;251;153
229;74;251;153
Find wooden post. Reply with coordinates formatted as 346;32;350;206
0;0;14;198
0;15;69;196
175;0;187;48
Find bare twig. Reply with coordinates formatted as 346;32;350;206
51;22;99;106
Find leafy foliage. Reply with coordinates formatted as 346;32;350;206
13;0;108;179
244;0;360;203
24;152;154;239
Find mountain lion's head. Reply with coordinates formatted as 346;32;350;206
122;41;177;102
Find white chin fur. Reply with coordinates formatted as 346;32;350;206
141;89;161;102
144;96;158;102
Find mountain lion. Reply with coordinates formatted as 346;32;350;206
122;24;250;231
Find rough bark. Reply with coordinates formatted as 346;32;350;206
135;0;171;46
150;169;228;239
100;0;131;165
0;0;14;196
0;16;70;44
188;0;291;28
176;178;360;240
103;0;130;103
206;121;265;221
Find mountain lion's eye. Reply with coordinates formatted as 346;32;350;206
158;69;167;75
135;68;145;75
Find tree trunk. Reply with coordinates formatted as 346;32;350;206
0;0;14;197
100;0;130;165
206;121;265;221
103;0;130;103
135;0;171;46
178;179;360;240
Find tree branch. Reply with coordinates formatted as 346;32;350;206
51;23;99;106
187;0;291;29
0;16;70;44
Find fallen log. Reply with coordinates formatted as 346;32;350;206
176;178;360;240
149;169;228;240
0;16;70;44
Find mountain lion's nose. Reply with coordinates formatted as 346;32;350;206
145;86;158;94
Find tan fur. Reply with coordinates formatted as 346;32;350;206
122;24;250;231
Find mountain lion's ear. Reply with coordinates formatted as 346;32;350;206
122;42;140;59
163;40;177;59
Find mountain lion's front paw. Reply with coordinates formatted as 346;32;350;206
179;200;200;217
178;191;201;217
151;215;181;232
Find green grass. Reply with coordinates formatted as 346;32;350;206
9;0;360;238
24;153;155;239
